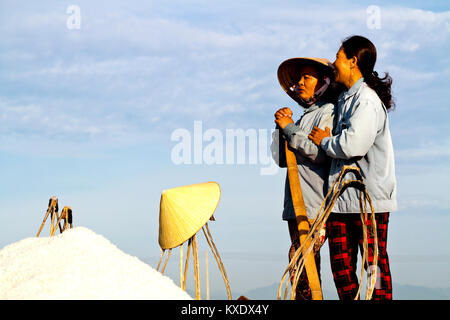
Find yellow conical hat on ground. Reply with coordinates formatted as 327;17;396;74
159;181;221;250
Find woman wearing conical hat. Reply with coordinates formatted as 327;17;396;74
271;57;343;299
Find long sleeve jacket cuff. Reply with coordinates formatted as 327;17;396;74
320;136;331;150
282;123;299;140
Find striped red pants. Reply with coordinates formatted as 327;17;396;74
326;212;392;300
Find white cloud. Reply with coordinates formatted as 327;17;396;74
396;143;450;161
0;2;448;151
398;198;450;211
381;40;420;52
0;98;120;140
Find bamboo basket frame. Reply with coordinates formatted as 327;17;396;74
157;222;232;300
36;197;73;238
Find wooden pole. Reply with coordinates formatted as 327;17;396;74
284;140;323;300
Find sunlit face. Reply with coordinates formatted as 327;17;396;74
296;65;321;101
333;47;352;85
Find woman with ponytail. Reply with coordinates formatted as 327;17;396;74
308;35;397;300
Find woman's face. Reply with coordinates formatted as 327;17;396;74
297;65;321;101
333;47;352;85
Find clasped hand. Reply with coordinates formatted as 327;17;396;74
274;107;294;129
274;107;330;145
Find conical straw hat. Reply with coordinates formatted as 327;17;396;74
277;57;334;104
159;181;221;250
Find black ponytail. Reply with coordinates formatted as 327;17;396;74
341;35;395;111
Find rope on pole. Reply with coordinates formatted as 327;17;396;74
278;165;379;300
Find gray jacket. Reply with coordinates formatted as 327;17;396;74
271;101;335;220
320;78;397;214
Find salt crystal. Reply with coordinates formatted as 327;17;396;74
0;227;192;300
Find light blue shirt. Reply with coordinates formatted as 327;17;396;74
271;100;335;220
320;78;397;213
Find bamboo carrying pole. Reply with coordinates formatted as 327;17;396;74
284;140;323;300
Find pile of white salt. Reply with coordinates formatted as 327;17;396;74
0;227;192;300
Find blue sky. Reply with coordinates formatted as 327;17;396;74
1;0;449;298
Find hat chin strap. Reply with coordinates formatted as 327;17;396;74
290;76;330;107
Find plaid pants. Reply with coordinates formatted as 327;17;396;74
326;212;392;300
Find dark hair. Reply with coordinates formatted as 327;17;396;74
321;81;346;105
341;35;395;111
311;62;345;106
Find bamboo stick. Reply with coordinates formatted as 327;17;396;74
161;249;171;274
156;249;165;271
205;249;209;300
183;238;192;291
179;244;183;288
202;224;232;300
192;234;201;300
50;206;56;236
36;209;51;237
